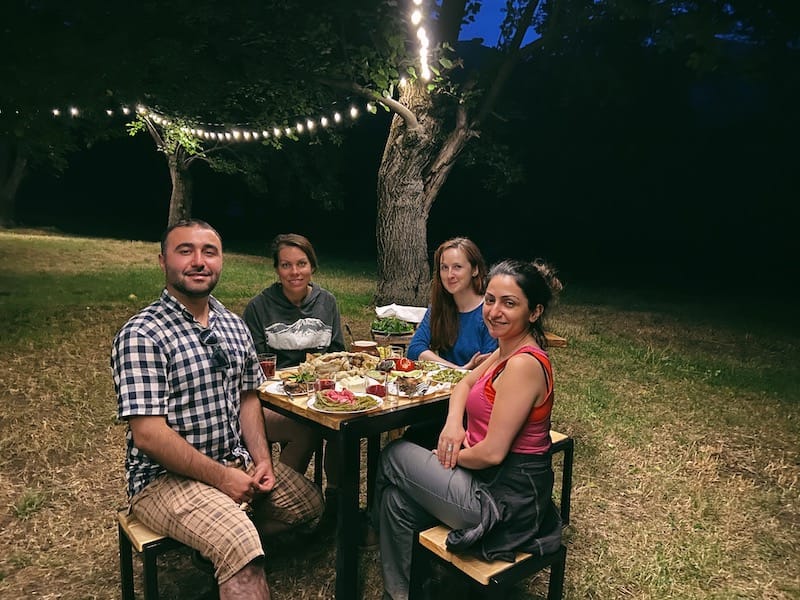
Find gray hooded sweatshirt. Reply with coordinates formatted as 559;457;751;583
243;282;346;369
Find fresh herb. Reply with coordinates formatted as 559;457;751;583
289;370;317;383
371;317;414;334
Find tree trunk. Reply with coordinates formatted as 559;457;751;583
166;150;193;226
0;141;28;228
375;82;474;306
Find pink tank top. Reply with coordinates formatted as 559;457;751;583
465;345;553;454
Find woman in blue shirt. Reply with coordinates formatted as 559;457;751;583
405;238;498;449
407;237;497;368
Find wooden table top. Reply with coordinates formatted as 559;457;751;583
259;376;451;431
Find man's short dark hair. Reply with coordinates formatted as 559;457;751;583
160;219;222;254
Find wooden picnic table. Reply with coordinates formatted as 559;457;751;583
259;376;451;600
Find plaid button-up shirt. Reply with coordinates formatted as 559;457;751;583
112;289;266;498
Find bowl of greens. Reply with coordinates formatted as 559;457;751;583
371;317;415;345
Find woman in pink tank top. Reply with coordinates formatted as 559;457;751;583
374;259;564;600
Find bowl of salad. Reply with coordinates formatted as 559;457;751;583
370;317;415;346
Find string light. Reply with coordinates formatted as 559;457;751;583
411;1;431;81
11;1;432;142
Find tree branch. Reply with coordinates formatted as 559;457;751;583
318;78;420;129
142;116;165;151
473;0;541;127
438;0;468;47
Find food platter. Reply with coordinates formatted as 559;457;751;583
261;352;463;402
307;393;383;414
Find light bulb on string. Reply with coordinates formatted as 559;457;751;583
320;116;329;127
411;10;422;25
350;106;358;119
52;109;60;116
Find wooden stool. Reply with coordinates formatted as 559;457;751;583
409;431;574;599
118;510;186;600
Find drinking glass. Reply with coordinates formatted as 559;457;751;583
258;353;277;378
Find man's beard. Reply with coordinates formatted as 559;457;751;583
173;272;219;297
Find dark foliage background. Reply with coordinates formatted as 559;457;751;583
14;22;799;297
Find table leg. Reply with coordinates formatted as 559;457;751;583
335;429;361;600
366;434;380;510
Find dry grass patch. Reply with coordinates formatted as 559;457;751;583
1;231;798;599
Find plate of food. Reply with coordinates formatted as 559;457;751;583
308;389;383;414
262;381;289;395
388;375;448;398
430;367;469;385
262;380;308;396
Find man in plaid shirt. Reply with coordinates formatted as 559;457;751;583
112;219;322;599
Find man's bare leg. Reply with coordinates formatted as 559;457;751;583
219;559;270;600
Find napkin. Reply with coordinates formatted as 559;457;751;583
375;303;428;324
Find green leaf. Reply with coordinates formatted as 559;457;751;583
439;57;453;69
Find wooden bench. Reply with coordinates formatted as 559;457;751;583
409;431;574;599
118;510;188;600
545;331;568;348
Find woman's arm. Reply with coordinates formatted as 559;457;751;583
435;351;496;468
406;309;431;361
456;353;545;469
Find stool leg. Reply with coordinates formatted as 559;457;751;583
547;545;567;600
119;523;135;600
142;547;160;600
560;440;574;526
408;534;432;600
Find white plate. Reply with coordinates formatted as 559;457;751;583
263;381;289;395
387;380;448;398
307;394;384;414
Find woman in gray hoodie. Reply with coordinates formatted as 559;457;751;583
244;234;345;501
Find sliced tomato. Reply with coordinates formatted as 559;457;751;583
392;357;416;372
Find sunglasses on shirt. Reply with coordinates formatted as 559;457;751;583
198;328;231;370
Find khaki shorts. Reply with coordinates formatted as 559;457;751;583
131;461;323;583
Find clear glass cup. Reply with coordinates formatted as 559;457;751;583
258;353;277;378
389;345;405;358
305;381;317;403
384;377;399;408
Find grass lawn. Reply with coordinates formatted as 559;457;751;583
0;229;797;599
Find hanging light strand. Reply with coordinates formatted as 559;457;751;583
4;1;433;136
29;100;374;144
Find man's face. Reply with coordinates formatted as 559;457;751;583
159;225;223;299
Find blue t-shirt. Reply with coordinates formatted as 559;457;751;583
407;303;497;366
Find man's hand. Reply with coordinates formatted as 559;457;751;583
220;466;262;504
250;461;275;494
